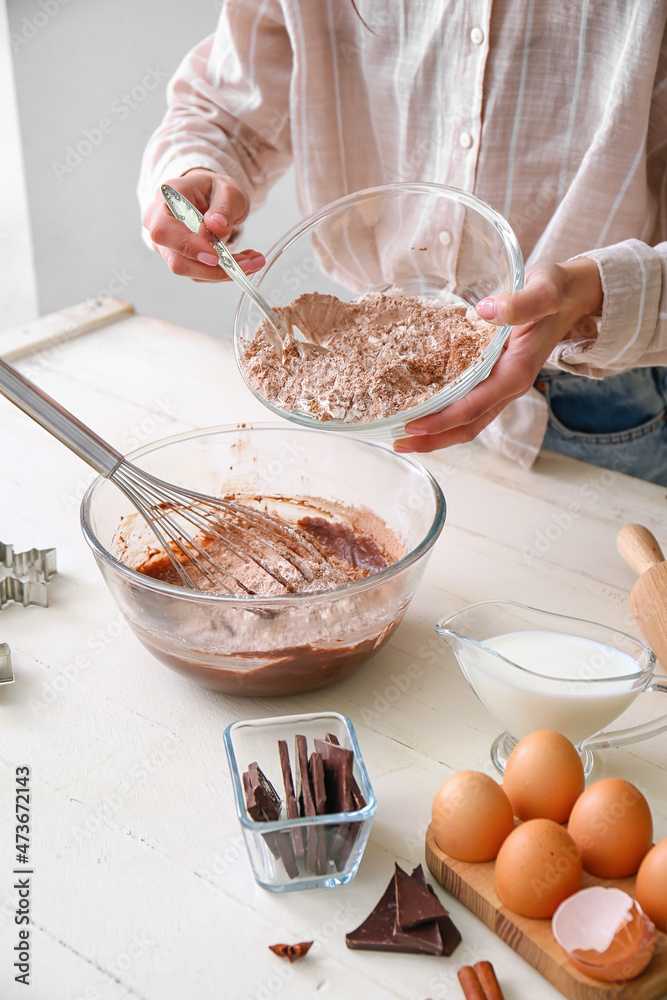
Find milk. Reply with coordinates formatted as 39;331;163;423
464;630;642;745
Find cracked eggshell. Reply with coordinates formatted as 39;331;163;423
552;886;655;982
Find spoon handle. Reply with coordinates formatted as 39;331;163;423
211;235;286;339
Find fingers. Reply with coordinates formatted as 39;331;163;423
396;312;565;453
143;170;261;281
395;400;509;453
476;262;562;326
204;181;250;241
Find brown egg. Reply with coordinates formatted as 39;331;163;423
636;838;667;932
567;778;653;878
431;770;515;862
494;818;582;918
503;730;585;823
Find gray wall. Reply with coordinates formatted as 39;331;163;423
7;0;299;339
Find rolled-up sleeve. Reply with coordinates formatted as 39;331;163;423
137;0;294;216
549;239;667;376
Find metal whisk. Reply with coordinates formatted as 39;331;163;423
0;358;343;595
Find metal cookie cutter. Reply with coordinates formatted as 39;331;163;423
0;541;57;610
0;643;13;685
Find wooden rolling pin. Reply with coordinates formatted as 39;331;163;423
617;524;667;669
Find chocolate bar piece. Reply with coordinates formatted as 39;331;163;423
395;863;450;929
345;873;406;952
320;734;367;810
309;751;327;815
295;735;318;873
246;762;281;821
346;871;441;954
345;867;462;956
413;865;462;957
278;739;304;860
243;763;297;880
309;751;328;875
265;830;300;880
313;738;354;812
391;914;444;955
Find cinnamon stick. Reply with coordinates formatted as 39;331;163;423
473;961;505;1000
457;966;487;1000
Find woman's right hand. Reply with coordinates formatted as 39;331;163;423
141;168;265;281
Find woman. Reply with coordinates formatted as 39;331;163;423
140;0;667;483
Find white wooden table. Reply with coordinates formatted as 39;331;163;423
1;298;666;1000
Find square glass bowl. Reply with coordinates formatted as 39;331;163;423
234;182;524;441
223;711;376;891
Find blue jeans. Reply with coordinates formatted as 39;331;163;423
535;367;667;486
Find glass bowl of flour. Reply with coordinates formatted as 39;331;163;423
234;182;524;441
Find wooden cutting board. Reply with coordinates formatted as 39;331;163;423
425;825;667;1000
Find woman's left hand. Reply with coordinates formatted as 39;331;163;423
394;257;603;453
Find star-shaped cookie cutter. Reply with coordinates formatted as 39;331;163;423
0;542;57;610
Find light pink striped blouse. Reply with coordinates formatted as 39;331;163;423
138;0;667;467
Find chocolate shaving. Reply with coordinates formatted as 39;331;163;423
268;941;313;963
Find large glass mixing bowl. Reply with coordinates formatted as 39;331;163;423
80;424;445;696
234;183;524;440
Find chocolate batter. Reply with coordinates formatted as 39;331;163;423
112;494;409;695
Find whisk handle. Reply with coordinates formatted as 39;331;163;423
0;357;123;476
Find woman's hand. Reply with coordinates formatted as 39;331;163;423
141;168;265;282
394;257;603;453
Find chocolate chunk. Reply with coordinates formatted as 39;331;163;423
243;769;265;822
413;866;462;957
264;830;299;880
346;867;462;956
309;751;329;875
243;764;297;879
345;873;405;952
395;863;450;929
313;738;354;812
268;941;313;963
246;761;282;821
319;734;367;810
278;739;304;859
346;871;441;954
309;751;327;815
391;914;444;955
295;735;318;873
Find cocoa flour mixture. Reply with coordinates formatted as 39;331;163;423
241;289;494;422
